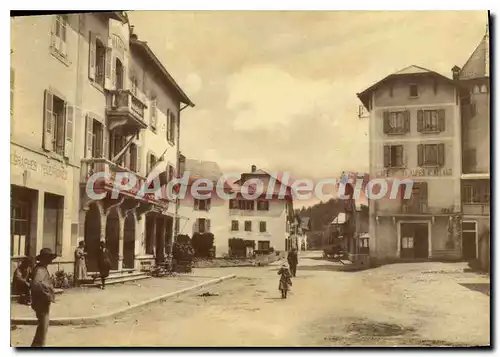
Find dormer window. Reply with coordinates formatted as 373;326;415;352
409;84;419;98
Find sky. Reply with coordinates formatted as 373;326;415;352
128;11;488;208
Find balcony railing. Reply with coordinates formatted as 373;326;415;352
80;158;169;205
106;90;147;131
462;203;490;215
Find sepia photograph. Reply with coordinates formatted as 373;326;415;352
9;9;490;347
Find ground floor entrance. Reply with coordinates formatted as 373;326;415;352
400;222;429;259
462;221;478;260
11;186;37;258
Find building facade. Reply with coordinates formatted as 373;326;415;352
11;12;194;275
357;29;490;265
178;162;294;257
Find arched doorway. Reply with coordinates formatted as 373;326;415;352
84;203;101;272
106;208;120;270
123;213;136;269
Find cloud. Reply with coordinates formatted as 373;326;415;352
184;73;202;95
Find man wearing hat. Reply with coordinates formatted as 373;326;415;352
30;248;57;347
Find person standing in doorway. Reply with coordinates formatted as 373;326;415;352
287;248;299;277
30;248;57;347
74;241;88;287
98;240;112;290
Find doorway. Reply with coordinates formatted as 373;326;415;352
400;222;429;259
462;221;477;260
84;203;101;272
105;209;120;270
123;214;135;269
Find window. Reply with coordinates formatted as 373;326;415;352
258;240;270;251
239;200;255;211
480;84;488;93
146;153;157;174
231;220;239;231
94;39;106;87
115;58;124;90
417;144;445;167
194;198;211;211
131;76;139;95
167;164;175;181
91;120;103;158
85;115;106;159
401;236;414;249
11;201;30;257
257;200;269;211
245;221;252;232
150;97;157;131
43;193;63;256
196;218;210;233
129;143;138;172
402;182;428;213
229;199;239;209
473;85;480;94
259;221;267;233
462;181;490;204
383;145;404;168
383;111;409;134
167;110;176;144
409;84;418;98
51;15;68;57
417;109;445;133
43;90;74;158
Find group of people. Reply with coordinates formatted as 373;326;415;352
277;248;299;299
11;240;113;347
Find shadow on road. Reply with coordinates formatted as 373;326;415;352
459;283;490;296
297;265;356;272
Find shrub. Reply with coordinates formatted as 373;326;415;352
192;232;215;258
52;270;73;289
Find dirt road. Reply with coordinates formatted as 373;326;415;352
11;251;490;347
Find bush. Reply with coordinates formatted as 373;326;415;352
52;270;73;289
192;232;215;258
172;234;194;272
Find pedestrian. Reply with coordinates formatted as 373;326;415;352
98;240;112;290
12;256;35;305
30;248;57;347
287;248;299;277
74;241;88;287
277;263;292;299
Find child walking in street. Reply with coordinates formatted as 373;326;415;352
277;263;293;299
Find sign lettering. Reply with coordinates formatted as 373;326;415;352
11;151;68;180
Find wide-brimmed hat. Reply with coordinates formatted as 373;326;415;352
36;248;57;261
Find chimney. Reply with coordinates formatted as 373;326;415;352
251;165;257;173
130;25;138;40
452;65;461;80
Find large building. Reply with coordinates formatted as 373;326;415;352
357;28;490;265
178;161;295;257
10;12;194;275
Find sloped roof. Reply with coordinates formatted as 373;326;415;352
357;65;454;109
460;28;490;80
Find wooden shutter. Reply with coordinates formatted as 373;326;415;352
383;111;389;133
417;144;424;166
172;113;177;145
150;99;157;129
88;32;96;81
396;146;404;167
136;145;142;174
85;115;93;158
166;109;171;141
437;143;445;166
383;145;390;168
207;219;211;233
193;219;199;233
50;16;57;48
404;111;410;133
417;110;423;132
105;48;113;90
102;127;109;159
207;198;212;211
194;199;199;210
111;52;117;89
43;90;54;151
63;104;74;158
438;109;446;132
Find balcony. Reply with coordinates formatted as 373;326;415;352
463;203;490;216
106;90;148;135
80;158;169;208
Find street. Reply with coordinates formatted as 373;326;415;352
11;251;490;347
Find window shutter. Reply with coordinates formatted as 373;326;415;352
396;146;404;167
383;111;389;133
150;99;157;129
166;109;171;141
193;219;199;233
417;144;424;167
50;16;57;48
194;199;199;210
383;145;390;168
85;115;93;158
404;111;410;133
111;52;117;89
419;182;428;206
438;109;446;132
88;32;96;81
105;48;113;90
207;219;211;233
63;104;74;158
102;127;109;159
172;113;177;145
43;90;54;151
207;199;212;211
136;145;142;174
437;143;445;166
417;110;423;132
122;62;128;90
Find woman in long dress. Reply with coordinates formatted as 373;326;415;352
98;240;112;290
74;241;88;286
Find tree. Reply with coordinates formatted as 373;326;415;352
191;232;215;258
